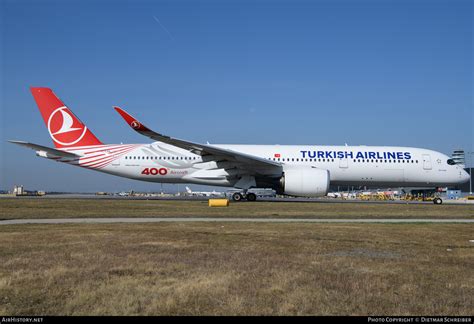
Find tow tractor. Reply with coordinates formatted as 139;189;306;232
404;188;444;204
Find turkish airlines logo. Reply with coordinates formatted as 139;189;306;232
47;106;87;146
131;120;141;129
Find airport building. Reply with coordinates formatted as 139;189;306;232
450;150;472;193
459;167;473;193
13;185;25;195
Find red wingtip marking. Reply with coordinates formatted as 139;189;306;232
114;107;149;131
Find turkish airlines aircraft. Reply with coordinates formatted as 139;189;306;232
10;88;470;204
185;187;225;197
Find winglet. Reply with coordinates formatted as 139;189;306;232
113;106;151;132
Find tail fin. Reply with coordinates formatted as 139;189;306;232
30;87;103;148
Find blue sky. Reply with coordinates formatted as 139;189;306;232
1;0;472;192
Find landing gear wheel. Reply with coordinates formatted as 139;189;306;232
232;192;243;202
246;193;257;202
433;197;443;205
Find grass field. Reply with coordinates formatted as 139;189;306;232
0;198;473;219
1;199;473;315
0;222;473;315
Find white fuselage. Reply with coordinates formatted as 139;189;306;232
75;142;469;189
23;87;470;197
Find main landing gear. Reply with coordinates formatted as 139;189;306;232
231;192;257;202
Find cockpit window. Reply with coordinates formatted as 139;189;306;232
447;159;456;165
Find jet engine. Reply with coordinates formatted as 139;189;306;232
280;167;330;197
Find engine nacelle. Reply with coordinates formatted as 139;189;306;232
281;167;330;197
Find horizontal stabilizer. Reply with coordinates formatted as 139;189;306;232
8;140;81;159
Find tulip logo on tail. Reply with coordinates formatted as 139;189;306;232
48;106;88;146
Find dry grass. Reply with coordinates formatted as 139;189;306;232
0;223;473;315
0;198;473;219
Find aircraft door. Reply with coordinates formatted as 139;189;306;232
339;157;348;168
111;154;120;167
422;154;431;170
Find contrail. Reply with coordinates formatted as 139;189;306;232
152;15;174;41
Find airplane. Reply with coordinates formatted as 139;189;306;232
9;87;470;204
185;186;224;197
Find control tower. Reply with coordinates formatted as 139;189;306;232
451;149;465;167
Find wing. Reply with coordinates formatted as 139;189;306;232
113;107;281;173
8;140;81;159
